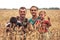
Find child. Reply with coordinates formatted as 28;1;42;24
38;11;50;21
39;11;51;27
38;22;48;33
38;11;51;40
34;11;51;32
6;17;22;32
6;17;23;40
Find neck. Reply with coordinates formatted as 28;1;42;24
20;17;25;22
32;15;37;20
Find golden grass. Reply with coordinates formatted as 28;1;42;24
0;9;60;40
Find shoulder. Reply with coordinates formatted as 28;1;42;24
6;22;11;27
28;18;32;22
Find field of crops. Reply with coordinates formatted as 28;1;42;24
0;9;60;40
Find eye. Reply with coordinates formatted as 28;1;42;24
31;9;37;11
20;11;25;13
31;10;33;11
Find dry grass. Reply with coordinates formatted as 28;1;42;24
0;9;60;40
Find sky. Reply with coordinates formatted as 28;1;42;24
0;0;60;9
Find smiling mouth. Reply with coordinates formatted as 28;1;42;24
32;13;35;15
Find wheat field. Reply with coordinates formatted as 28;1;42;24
0;9;60;40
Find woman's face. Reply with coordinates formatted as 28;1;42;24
30;7;38;16
41;23;47;29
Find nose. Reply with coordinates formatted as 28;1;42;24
32;11;36;13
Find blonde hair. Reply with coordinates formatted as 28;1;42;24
39;11;46;16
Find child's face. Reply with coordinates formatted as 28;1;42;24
39;11;46;19
41;23;46;28
40;12;45;17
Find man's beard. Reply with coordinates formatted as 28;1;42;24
20;16;25;20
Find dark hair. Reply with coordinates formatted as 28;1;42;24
30;6;38;10
19;7;26;12
20;7;26;9
10;17;17;24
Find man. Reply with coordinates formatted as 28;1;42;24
6;7;27;32
29;6;41;31
19;7;34;30
29;6;38;26
6;7;29;40
18;7;28;25
18;7;29;32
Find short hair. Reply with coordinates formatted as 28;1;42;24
20;7;26;9
19;7;26;11
30;6;38;10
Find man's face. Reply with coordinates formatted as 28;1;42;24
30;7;38;16
19;9;26;18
